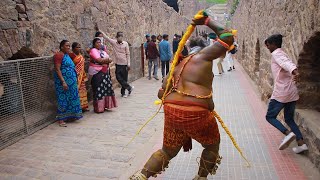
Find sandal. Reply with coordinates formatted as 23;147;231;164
59;121;67;127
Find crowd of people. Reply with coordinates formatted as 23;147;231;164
53;29;237;127
53;22;307;180
144;33;189;82
53;31;132;127
143;31;238;84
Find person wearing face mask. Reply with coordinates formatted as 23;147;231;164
100;31;134;98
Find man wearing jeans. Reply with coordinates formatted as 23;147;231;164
265;34;308;153
102;31;133;98
146;35;159;80
159;34;172;80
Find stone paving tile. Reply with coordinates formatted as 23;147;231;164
0;62;319;180
152;61;320;180
154;61;278;180
0;76;164;179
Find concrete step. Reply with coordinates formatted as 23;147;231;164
294;109;320;171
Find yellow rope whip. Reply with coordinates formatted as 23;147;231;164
212;111;251;167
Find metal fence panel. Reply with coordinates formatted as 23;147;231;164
0;57;56;150
0;51;145;150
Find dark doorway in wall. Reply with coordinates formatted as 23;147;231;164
297;32;320;111
163;0;179;12
254;39;260;73
8;47;38;60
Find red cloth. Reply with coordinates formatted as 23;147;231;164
53;53;64;65
68;52;77;60
163;101;220;152
164;100;208;109
93;96;117;113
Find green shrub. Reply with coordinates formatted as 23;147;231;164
230;0;239;15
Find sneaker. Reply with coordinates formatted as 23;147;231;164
233;66;235;69
279;132;296;150
292;144;308;154
121;94;128;98
154;76;159;80
128;86;134;95
228;68;232;72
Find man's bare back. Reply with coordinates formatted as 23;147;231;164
160;38;233;111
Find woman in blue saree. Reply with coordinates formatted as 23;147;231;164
53;40;82;127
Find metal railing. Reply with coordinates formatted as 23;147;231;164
0;48;146;150
0;56;56;150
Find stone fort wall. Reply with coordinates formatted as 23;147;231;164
229;0;320;169
0;0;214;86
0;0;192;60
230;0;320;111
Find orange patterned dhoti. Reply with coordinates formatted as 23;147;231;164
163;100;220;151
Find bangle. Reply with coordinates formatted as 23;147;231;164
204;17;211;26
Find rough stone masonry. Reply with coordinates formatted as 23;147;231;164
0;0;213;88
229;0;320;111
0;0;214;61
229;0;320;170
0;0;186;60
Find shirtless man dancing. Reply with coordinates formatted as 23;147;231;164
130;15;234;180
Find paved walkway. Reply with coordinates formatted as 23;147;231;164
0;61;319;180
